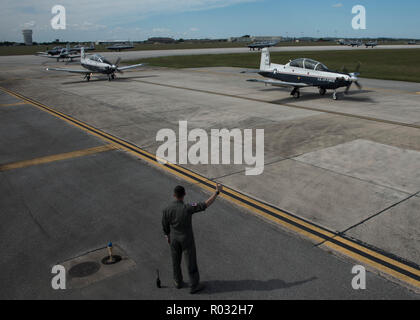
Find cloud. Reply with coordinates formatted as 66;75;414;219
332;3;343;8
0;0;257;41
22;20;36;28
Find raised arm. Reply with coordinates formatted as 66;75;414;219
205;184;223;208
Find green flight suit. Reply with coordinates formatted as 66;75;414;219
162;200;207;288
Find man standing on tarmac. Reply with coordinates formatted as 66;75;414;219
162;183;223;294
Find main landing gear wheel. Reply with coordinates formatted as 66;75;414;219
319;88;326;96
291;88;300;99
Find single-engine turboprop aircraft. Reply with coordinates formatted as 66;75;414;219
37;44;81;62
46;48;145;81
246;48;362;100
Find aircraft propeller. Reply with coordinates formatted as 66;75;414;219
342;62;362;94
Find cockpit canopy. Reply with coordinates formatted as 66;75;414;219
289;58;328;71
90;54;112;65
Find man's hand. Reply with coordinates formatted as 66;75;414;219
205;183;223;208
165;235;170;244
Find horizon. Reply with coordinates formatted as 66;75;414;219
1;0;420;42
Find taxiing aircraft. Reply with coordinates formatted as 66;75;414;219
37;44;81;62
37;46;64;56
107;42;135;51
248;41;279;51
46;48;145;81
245;48;362;100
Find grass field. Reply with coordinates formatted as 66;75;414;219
127;49;420;83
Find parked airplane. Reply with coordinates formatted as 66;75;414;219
245;48;362;100
364;41;378;48
70;43;95;53
107;42;135;51
248;41;279;51
37;44;80;62
46;48;145;81
408;40;417;45
348;40;362;47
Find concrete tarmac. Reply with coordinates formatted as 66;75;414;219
0;95;417;299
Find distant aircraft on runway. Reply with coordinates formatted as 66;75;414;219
364;41;378;48
348;40;362;47
46;48;145;81
248;41;279;51
245;48;362;100
107;42;135;51
70;43;95;53
337;39;363;47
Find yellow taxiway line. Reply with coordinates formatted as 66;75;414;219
0;144;115;172
0;85;418;290
0;102;27;107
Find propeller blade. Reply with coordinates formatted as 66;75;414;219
114;57;121;67
355;81;362;90
355;62;361;73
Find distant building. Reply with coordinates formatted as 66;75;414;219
147;37;175;44
22;29;33;46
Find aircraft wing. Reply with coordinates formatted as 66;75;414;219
247;79;312;88
36;53;51;57
46;67;90;74
117;63;146;71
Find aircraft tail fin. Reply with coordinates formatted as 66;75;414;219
260;48;271;71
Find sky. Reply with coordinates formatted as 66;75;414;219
1;0;420;42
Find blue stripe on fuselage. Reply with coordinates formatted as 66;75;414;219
259;71;350;89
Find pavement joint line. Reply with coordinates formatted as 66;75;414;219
315;191;420;248
292;158;414;196
0;144;115;172
1;85;419;289
0;102;27;107
132;79;420;130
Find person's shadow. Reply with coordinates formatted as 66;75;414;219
203;277;317;294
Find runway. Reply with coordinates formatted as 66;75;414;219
0;54;419;298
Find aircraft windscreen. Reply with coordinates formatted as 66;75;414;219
304;59;318;70
289;58;304;68
315;63;328;71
